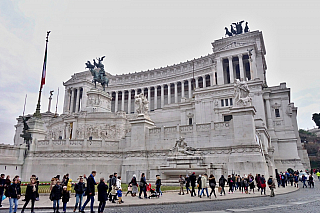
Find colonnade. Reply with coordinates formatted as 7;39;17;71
63;87;83;113
111;74;213;113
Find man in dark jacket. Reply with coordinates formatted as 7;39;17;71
7;178;21;213
74;177;85;212
81;171;97;213
219;175;227;196
0;174;5;207
50;180;62;213
110;173;118;203
98;177;108;213
107;175;113;201
189;172;197;197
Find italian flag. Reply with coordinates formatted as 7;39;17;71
41;42;48;89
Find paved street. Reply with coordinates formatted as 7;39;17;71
0;180;318;213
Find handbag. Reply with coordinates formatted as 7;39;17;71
218;186;222;193
15;187;21;199
139;182;144;187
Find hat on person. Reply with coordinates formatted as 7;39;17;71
193;172;195;174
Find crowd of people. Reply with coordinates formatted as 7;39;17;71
0;168;318;213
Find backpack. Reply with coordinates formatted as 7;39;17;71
267;178;272;185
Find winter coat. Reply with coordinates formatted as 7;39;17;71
4;179;11;197
197;177;202;189
185;177;190;187
155;177;161;188
0;178;5;193
97;182;108;202
201;176;208;188
219;176;226;187
179;177;185;186
25;184;37;200
86;174;97;196
208;177;216;187
7;183;21;198
116;178;122;190
129;177;138;187
74;182;85;194
189;174;197;187
227;177;233;186
62;190;70;203
50;184;62;200
140;176;147;187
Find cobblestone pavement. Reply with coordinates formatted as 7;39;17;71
0;180;318;213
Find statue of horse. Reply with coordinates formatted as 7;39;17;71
85;60;109;91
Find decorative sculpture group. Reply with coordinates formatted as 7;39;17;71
233;79;252;107
172;137;199;155
85;56;109;91
225;21;249;37
134;93;149;115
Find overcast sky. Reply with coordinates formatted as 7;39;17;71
0;0;319;144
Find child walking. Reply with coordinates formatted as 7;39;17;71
117;189;123;204
62;186;70;213
126;184;133;196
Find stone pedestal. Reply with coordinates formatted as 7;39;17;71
86;88;112;113
128;114;155;150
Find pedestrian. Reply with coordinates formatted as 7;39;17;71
289;173;294;186
178;175;185;195
80;171;97;213
98;177;108;213
281;173;286;188
227;175;233;194
117;176;123;203
67;178;73;192
316;171;320;181
126;184;133;196
110;173;118;203
4;175;11;199
21;178;37;213
276;172;281;188
129;174;138;197
309;174;314;188
208;174;217;198
139;173;148;199
31;175;40;201
248;175;255;194
117;188;123;204
267;176;275;197
260;175;266;195
62;186;70;213
155;175;162;196
189;172;197;197
302;174;308;188
237;175;241;191
185;175;191;194
199;173;209;198
50;176;58;191
256;174;261;192
218;175;226;196
74;177;85;212
0;174;5;207
7;178;21;213
50;180;62;213
197;175;202;197
107;174;113;201
294;174;299;188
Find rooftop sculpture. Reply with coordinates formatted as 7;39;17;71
225;21;249;37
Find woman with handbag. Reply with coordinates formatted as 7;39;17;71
139;173;147;199
208;174;217;198
7;178;21;213
21;178;37;213
260;175;266;195
129;174;138;197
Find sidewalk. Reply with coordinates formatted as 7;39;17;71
0;186;298;210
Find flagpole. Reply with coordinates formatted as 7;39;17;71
34;31;51;118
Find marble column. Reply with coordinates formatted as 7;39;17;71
161;85;164;108
203;76;206;88
75;88;81;112
63;88;69;113
168;84;171;105
128;90;132;114
132;89;136;112
265;96;274;129
154;87;158;109
228;56;234;83
115;91;118;112
188;79;192;98
181;81;185;98
174;82;178;103
121;90;125;111
216;58;224;85
195;77;199;88
238;54;245;81
251;50;258;79
210;74;213;86
147;87;151;111
81;87;87;112
70;88;75;113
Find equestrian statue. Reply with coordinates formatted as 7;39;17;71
85;56;109;91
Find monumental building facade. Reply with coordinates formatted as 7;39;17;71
2;30;310;182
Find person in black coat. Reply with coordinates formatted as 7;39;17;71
21;178;37;213
138;173;147;199
107;174;113;201
189;172;197;197
7;178;21;213
50;180;62;213
219;175;227;196
62;186;70;213
0;174;5;207
74;177;85;212
80;171;97;213
98;177;108;213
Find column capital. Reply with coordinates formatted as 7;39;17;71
228;56;233;60
237;53;243;58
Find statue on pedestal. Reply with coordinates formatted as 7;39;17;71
85;56;109;91
20;116;32;152
134;93;149;115
233;79;252;107
172;137;198;155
